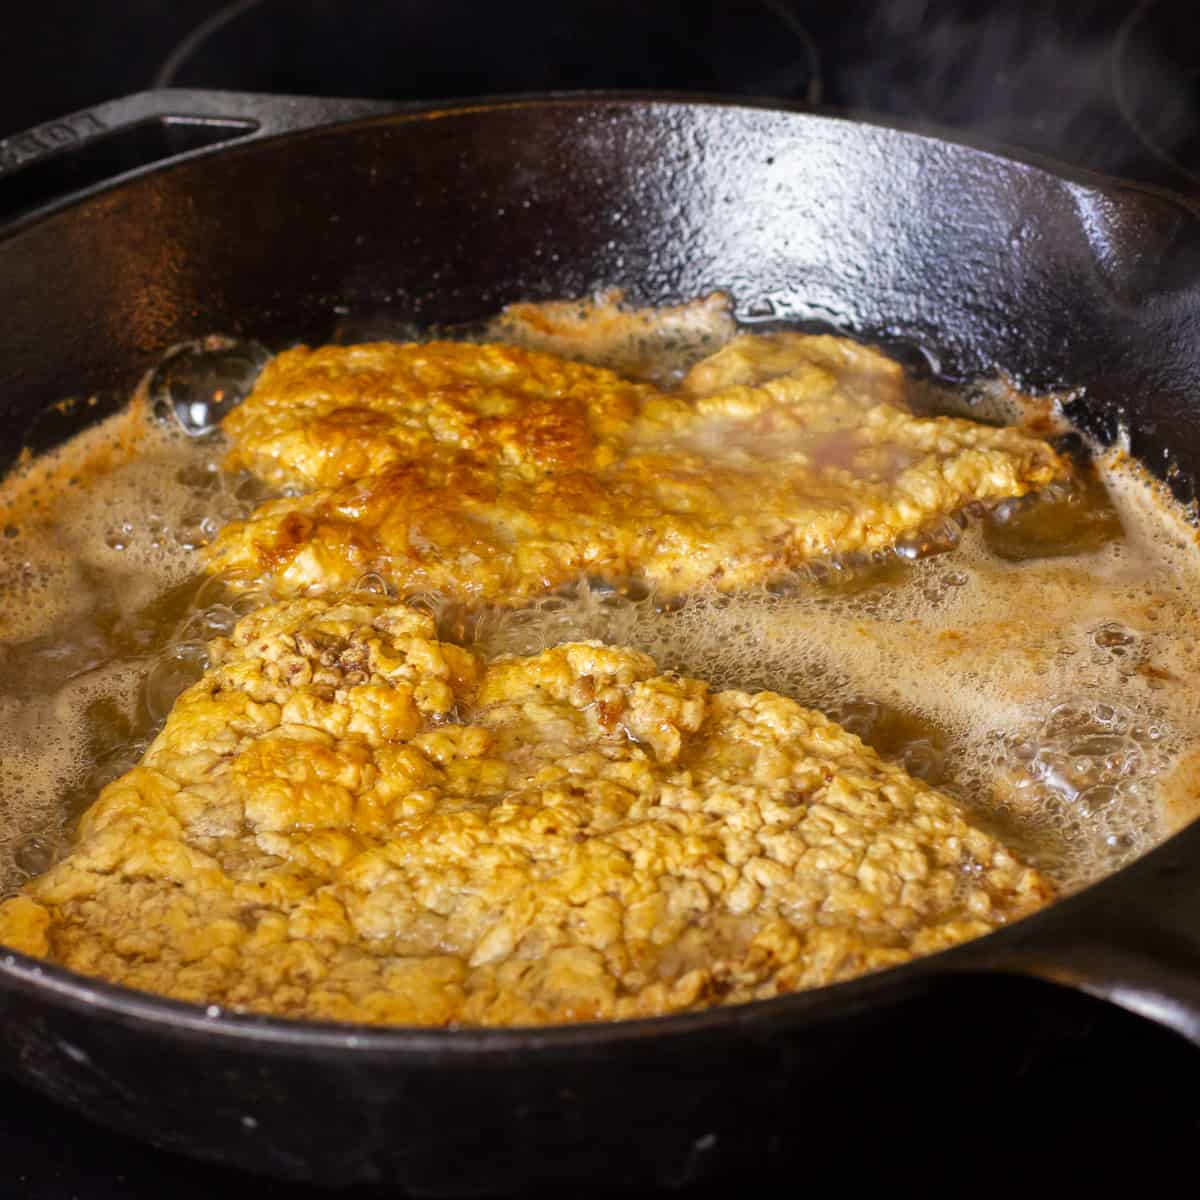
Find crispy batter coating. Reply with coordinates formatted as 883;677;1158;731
221;341;659;491
206;334;1067;604
0;598;1052;1026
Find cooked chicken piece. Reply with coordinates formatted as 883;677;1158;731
0;597;1052;1026
207;334;1067;605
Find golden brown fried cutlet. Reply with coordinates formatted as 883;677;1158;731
0;597;1052;1026
205;334;1067;604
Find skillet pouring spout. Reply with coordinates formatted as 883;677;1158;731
2;90;1200;1186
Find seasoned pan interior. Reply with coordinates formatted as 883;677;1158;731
4;98;1200;486
2;99;1200;1028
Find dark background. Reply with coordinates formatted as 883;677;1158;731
5;0;1200;191
1;1;1199;1195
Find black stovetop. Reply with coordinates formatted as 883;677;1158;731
1;1;1199;1194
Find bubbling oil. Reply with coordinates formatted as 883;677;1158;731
466;459;1199;891
1;339;1198;901
0;410;271;893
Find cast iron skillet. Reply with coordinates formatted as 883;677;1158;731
1;91;1200;1191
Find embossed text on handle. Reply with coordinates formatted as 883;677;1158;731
0;112;107;176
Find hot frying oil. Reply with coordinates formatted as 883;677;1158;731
0;336;1198;899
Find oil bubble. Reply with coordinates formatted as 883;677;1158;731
150;337;270;438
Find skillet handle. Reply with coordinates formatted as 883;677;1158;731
942;820;1200;1047
0;89;400;225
